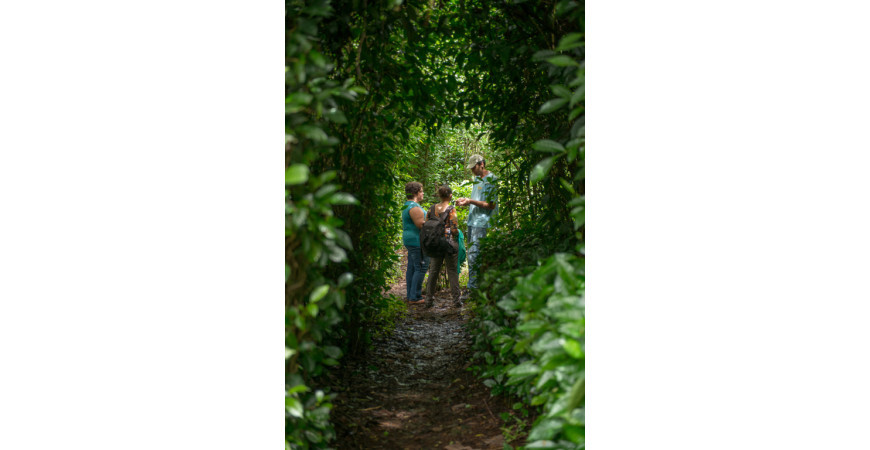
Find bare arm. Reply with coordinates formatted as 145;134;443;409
467;199;495;210
409;206;425;228
457;198;495;210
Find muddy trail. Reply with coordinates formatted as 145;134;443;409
329;255;515;449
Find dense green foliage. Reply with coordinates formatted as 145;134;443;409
287;0;583;447
469;224;584;448
286;1;361;445
463;3;584;446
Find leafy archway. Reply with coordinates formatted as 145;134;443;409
287;0;583;447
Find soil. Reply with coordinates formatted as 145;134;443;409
329;250;515;449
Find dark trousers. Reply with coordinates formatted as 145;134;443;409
426;252;460;305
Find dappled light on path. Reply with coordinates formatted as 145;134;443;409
330;292;513;449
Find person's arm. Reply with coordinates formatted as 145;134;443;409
410;206;425;229
464;198;495;210
457;181;496;210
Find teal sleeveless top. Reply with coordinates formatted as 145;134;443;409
402;201;425;246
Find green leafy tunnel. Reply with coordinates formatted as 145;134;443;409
287;0;583;447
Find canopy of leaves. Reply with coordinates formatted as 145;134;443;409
287;0;583;447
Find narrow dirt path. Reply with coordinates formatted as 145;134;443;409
330;253;513;449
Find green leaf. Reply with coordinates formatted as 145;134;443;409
532;49;556;61
530;394;546;406
287;384;309;395
323;345;342;359
573;208;585;229
326;244;347;263
563;424;585;444
333;229;353;250
570;85;585;107
329;193;359;205
309;285;329;303
285;397;304;418
337;272;354;288
546;55;579;67
563;339;584;359
314;184;339;199
286;92;313;106
530;157;558;184
300;125;328;142
556;33;584;52
309;50;326;67
517;319;547;333
550;84;571;99
538;98;568;114
568;106;584;122
532;139;565;153
303;430;322;443
528;418;564;441
285;164;309;185
324;108;348;124
507;361;540;379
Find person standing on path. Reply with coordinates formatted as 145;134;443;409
402;182;429;304
455;154;497;295
425;185;461;308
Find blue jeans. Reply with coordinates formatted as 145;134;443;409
405;246;429;300
466;226;488;289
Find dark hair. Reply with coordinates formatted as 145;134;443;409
405;182;423;199
437;185;452;200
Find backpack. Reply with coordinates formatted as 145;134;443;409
420;205;458;258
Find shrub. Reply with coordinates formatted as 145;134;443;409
468;223;584;448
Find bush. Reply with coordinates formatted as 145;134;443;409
468;222;584;448
286;1;363;447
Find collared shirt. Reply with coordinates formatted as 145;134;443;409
467;172;498;228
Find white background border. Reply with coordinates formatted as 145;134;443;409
3;0;870;448
0;1;282;448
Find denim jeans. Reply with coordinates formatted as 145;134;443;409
405;245;429;300
466;226;488;289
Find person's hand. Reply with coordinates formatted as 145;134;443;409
456;198;468;206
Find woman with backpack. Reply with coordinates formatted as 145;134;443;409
402;182;429;304
424;185;461;308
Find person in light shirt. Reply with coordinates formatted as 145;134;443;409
455;154;498;295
